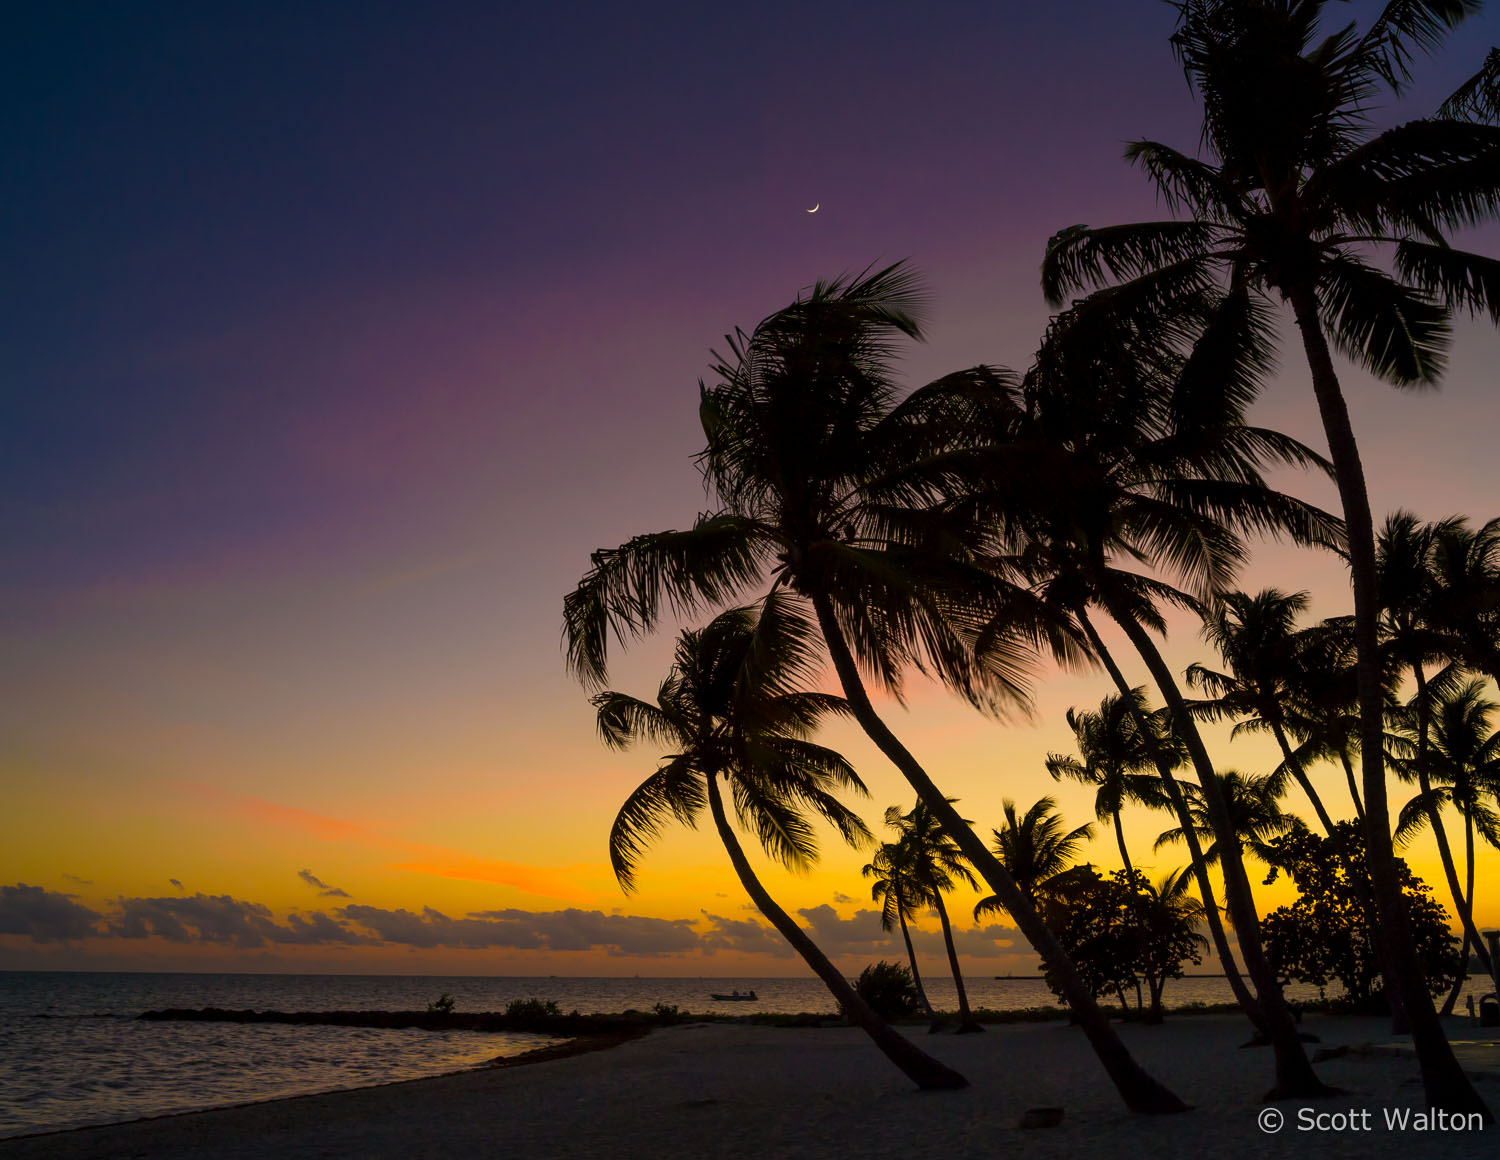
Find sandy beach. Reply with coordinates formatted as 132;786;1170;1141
3;1015;1495;1159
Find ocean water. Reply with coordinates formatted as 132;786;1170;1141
2;970;1493;1139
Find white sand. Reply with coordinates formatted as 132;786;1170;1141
3;1015;1496;1159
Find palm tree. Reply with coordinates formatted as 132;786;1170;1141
883;801;985;1032
945;295;1338;1086
1140;867;1210;1023
1154;769;1297;868
563;264;1188;1112
1375;513;1499;979
1186;589;1338;831
1394;677;1500;1009
979;796;1094;913
863;840;938;1021
1047;690;1172;875
1041;0;1500;1116
1278;618;1368;820
595;595;966;1089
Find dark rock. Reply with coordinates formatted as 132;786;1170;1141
1019;1107;1064;1129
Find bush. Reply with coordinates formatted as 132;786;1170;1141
852;961;920;1019
504;997;561;1018
427;992;456;1015
1261;822;1459;1013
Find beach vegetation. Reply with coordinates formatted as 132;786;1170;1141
504;998;561;1019
427;992;456;1015
850;961;921;1021
1262;822;1461;1014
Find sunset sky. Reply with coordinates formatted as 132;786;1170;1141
4;1;1499;977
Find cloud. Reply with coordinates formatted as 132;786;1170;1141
169;878;183;890
0;884;103;942
341;905;702;956
699;911;794;958
109;893;365;948
62;873;93;887
832;892;854;905
297;869;350;898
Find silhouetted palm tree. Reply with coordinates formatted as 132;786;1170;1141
1375;513;1498;978
949;296;1336;1083
1155;769;1297;868
1048;690;1171;875
1278;619;1368;820
883;801;984;1032
564;264;1187;1111
1394;677;1500;1007
1187;589;1338;831
595;595;965;1089
1042;0;1500;1115
863;840;938;1021
979;796;1094;913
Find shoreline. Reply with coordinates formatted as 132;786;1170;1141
2;1014;1495;1159
0;1026;647;1147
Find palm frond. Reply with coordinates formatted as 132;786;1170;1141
609;757;706;891
1316;251;1451;386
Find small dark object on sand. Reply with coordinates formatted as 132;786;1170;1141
1019;1107;1064;1129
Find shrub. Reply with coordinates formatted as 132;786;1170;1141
504;997;561;1018
427;992;456;1015
852;960;920;1019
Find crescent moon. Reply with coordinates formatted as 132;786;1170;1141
807;204;819;213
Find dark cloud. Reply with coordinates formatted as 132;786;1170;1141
335;905;700;955
297;869;350;898
169;878;182;890
699;911;794;958
62;873;93;886
831;892;854;905
0;884;102;942
110;893;364;948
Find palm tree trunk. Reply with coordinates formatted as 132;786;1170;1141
809;591;1186;1114
1287;281;1492;1121
1444;811;1482;1015
1412;663;1494;977
702;770;966;1090
1109;607;1332;1099
896;906;936;1020
1112;812;1135;877
1268;719;1337;834
1338;751;1366;821
1075;609;1262;1028
930;889;983;1033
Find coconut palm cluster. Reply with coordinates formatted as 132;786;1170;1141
563;1;1500;1118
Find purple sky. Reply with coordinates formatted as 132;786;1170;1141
3;2;1499;972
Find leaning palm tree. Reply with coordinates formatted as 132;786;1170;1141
1047;691;1172;875
945;294;1338;1082
1041;0;1500;1116
863;840;938;1021
596;595;965;1089
979;796;1094;914
883;801;985;1032
1394;677;1500;1008
564;263;1188;1112
1187;589;1338;832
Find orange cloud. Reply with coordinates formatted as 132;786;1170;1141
179;783;605;904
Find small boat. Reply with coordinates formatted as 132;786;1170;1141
709;989;758;1001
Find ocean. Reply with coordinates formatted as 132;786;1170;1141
2;970;1492;1139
